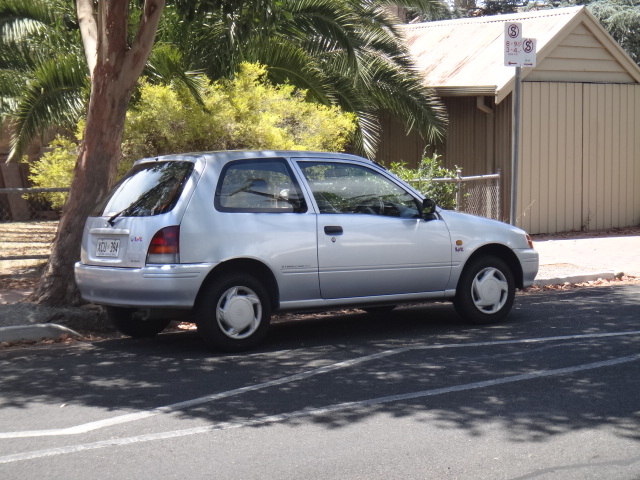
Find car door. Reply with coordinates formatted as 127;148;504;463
296;160;452;299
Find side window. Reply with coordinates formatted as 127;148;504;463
297;161;420;218
215;158;307;213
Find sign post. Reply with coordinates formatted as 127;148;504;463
504;23;536;226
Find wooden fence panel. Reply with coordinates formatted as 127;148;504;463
519;82;640;234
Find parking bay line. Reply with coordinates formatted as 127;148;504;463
1;351;639;465
1;330;640;440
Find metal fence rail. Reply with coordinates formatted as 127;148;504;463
411;170;501;220
0;187;67;222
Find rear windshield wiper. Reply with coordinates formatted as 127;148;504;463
106;184;166;226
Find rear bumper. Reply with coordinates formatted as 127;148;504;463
74;262;216;308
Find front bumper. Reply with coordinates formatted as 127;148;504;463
74;262;216;308
516;249;539;288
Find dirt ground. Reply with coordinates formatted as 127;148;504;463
0;221;57;290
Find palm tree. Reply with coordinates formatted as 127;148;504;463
162;0;448;157
0;0;205;161
0;0;88;161
2;0;447;162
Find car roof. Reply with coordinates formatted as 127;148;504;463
142;150;373;166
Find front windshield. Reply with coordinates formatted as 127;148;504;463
92;161;194;217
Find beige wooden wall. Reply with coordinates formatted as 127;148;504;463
376;96;510;173
518;82;640;234
526;23;636;84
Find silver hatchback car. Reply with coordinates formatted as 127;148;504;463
75;150;538;351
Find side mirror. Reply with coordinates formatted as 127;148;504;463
421;198;437;220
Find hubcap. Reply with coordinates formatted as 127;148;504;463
471;267;509;314
216;286;262;339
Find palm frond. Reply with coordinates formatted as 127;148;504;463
357;51;446;142
0;68;26;114
237;36;337;105
145;43;208;104
8;53;88;161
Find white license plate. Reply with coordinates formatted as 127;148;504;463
96;238;120;257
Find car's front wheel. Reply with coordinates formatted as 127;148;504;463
196;273;271;351
106;307;171;338
453;256;515;324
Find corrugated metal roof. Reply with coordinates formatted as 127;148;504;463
399;6;640;101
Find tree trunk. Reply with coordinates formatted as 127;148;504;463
30;0;164;307
30;79;132;306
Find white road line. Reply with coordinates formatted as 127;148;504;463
1;352;639;465
0;348;406;439
1;330;639;440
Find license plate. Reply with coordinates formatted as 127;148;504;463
96;238;120;257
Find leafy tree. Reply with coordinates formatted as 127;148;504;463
582;0;640;64
30;64;357;204
481;0;522;15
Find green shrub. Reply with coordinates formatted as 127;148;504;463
30;63;357;196
28;135;79;209
389;155;459;210
120;62;356;171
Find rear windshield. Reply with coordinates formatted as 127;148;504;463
92;161;194;217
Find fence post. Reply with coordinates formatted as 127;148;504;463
496;168;501;221
455;168;462;212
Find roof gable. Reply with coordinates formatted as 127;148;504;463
400;6;640;103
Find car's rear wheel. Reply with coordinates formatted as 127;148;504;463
106;307;171;338
453;256;515;325
196;273;271;351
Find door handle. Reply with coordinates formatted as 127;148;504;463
324;226;343;235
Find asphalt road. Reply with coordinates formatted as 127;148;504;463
1;285;639;480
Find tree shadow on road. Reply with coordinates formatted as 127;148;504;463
1;286;640;445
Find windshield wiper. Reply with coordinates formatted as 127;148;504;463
106;183;166;226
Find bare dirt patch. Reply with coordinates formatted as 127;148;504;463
0;221;57;290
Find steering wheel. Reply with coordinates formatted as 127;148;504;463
353;197;384;215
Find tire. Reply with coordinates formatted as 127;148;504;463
453;255;515;325
196;273;271;352
362;305;397;315
106;307;171;338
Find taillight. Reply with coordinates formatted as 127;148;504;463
146;226;180;264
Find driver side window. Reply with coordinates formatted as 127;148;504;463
297;161;419;217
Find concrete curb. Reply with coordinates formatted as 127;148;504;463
533;271;617;286
0;324;81;344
